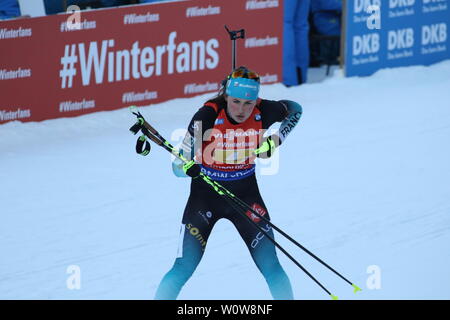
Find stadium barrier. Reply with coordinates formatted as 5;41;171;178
342;0;450;77
0;0;282;124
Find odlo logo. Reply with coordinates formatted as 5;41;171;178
246;203;267;223
251;224;271;248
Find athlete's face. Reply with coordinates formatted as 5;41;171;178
226;96;257;123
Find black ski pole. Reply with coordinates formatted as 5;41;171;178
222;189;338;299
216;182;362;293
128;108;360;298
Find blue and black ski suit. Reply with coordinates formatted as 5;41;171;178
155;98;302;300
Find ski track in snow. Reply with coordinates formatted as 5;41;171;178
1;61;450;299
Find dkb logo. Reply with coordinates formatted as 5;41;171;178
422;23;447;45
388;28;414;50
353;33;380;55
354;0;381;13
423;0;447;3
389;0;415;8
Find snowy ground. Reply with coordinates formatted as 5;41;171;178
1;61;450;300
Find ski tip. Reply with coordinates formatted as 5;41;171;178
352;284;362;294
330;294;339;300
129;105;138;113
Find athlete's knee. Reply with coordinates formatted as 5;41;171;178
154;257;200;300
258;260;286;279
257;260;293;300
169;257;199;281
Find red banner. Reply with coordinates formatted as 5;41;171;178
0;0;283;124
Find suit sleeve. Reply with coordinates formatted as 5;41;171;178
277;100;303;144
260;100;289;129
187;105;218;138
172;105;217;177
260;99;303;144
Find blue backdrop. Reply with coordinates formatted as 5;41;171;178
344;0;450;77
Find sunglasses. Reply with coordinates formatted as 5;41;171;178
230;67;260;82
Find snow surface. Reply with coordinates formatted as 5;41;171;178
1;61;450;300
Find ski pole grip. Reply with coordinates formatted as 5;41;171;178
129;121;142;135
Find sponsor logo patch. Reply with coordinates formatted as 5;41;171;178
246;203;267;223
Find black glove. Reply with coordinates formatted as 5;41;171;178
183;160;201;178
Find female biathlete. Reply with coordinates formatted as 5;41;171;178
155;66;303;300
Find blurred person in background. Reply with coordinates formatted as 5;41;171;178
0;0;21;20
43;0;129;15
283;0;311;86
310;0;342;36
309;0;342;72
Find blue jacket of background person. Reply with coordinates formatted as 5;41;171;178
0;0;20;20
43;0;125;15
310;0;342;36
283;0;311;86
